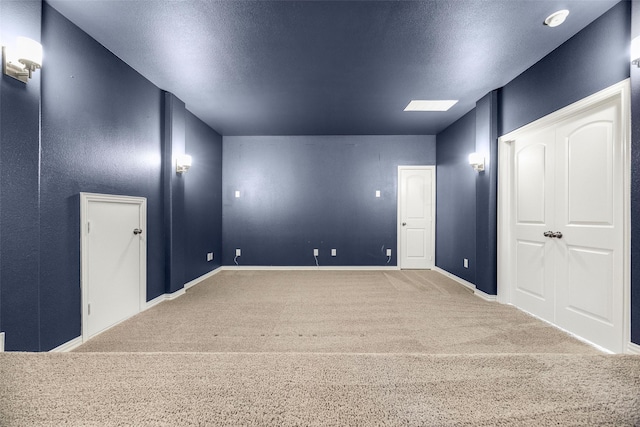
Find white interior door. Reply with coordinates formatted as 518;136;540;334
512;127;556;322
81;193;146;340
502;82;628;353
554;100;623;352
398;167;435;269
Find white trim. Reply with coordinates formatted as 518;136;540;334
49;336;83;353
397;165;436;269
474;289;497;302
432;266;476;291
221;266;401;271
144;293;170;310
184;267;224;290
627;342;640;355
515;305;613;354
80;192;147;344
0;332;4;352
497;79;632;353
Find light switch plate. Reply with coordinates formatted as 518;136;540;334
375;190;381;198
234;190;240;198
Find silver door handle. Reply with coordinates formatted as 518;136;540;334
543;231;554;237
553;231;562;239
133;228;143;235
402;222;407;226
544;231;562;239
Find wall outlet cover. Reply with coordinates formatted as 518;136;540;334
464;258;469;268
386;249;392;256
313;249;319;256
331;249;337;256
375;190;381;198
207;252;214;261
234;190;241;198
236;249;241;256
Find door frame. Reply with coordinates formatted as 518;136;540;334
397;165;436;269
80;192;147;343
497;79;631;352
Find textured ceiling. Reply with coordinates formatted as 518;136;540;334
46;0;620;136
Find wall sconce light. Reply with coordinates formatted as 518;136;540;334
176;154;192;174
631;36;640;67
2;37;43;83
468;153;485;172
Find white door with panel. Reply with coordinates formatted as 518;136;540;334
81;193;147;340
398;167;435;269
510;95;624;353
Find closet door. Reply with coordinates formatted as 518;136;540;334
554;99;623;352
512;127;557;322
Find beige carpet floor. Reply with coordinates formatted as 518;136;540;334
1;352;639;426
2;270;638;426
75;270;598;354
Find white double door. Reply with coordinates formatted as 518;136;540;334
511;95;624;352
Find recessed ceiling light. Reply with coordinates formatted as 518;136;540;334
404;100;458;112
544;10;569;27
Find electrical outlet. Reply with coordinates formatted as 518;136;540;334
464;258;469;268
331;249;337;256
234;190;240;198
386;249;392;256
313;248;319;256
207;252;214;261
236;249;241;257
0;332;4;352
375;190;381;198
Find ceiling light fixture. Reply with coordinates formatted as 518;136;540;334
544;10;569;28
404;100;458;112
176;154;192;174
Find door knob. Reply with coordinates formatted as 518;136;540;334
553;231;562;239
543;231;554;237
133;228;143;235
402;222;407;226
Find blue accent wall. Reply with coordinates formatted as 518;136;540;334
0;0;42;351
500;1;630;135
185;111;223;280
222;135;435;266
40;4;165;350
435;110;476;283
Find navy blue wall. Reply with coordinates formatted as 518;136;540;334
40;4;165;350
222;135;435;266
185;111;223;281
630;0;640;346
0;0;42;351
500;1;630;135
435;110;476;283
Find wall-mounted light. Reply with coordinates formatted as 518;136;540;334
176;154;192;174
468;153;485;172
631;36;640;67
2;37;42;83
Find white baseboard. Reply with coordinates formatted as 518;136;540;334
0;332;4;352
50;336;83;353
184;267;223;290
221;265;400;271
474;288;498;302
628;342;640;355
432;267;476;291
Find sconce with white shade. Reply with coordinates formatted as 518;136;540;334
468;153;485;172
2;37;42;83
631;36;640;67
176;154;192;174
